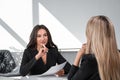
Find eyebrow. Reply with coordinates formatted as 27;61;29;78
37;33;47;35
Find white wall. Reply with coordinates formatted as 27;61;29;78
39;0;120;49
0;0;33;51
0;0;120;52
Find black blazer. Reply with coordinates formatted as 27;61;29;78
20;47;71;76
68;54;100;80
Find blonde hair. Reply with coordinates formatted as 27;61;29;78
86;15;120;80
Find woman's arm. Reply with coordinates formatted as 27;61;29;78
73;44;86;66
68;44;87;80
19;49;36;76
54;48;71;76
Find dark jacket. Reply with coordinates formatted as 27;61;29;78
68;54;100;80
0;50;16;73
20;47;71;76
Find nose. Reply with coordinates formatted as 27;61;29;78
41;36;45;41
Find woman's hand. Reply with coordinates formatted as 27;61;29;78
35;44;48;60
74;43;86;66
55;69;65;77
78;43;86;56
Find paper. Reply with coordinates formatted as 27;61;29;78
39;62;67;76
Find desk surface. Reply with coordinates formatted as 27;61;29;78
21;76;67;80
0;75;67;80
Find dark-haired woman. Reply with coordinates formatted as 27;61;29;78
20;25;71;76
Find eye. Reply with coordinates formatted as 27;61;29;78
44;33;48;37
37;34;41;37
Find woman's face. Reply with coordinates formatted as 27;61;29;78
36;29;48;47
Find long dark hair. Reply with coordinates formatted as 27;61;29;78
27;24;57;49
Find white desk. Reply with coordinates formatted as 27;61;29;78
0;76;21;80
0;75;67;80
21;75;67;80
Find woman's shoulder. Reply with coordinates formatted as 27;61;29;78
48;47;59;56
81;54;98;69
24;48;37;55
83;54;95;58
24;48;31;53
49;47;58;52
82;54;96;63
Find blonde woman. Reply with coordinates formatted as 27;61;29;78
68;15;120;80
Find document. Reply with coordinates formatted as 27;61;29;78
39;62;67;76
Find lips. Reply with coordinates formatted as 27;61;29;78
41;42;46;45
